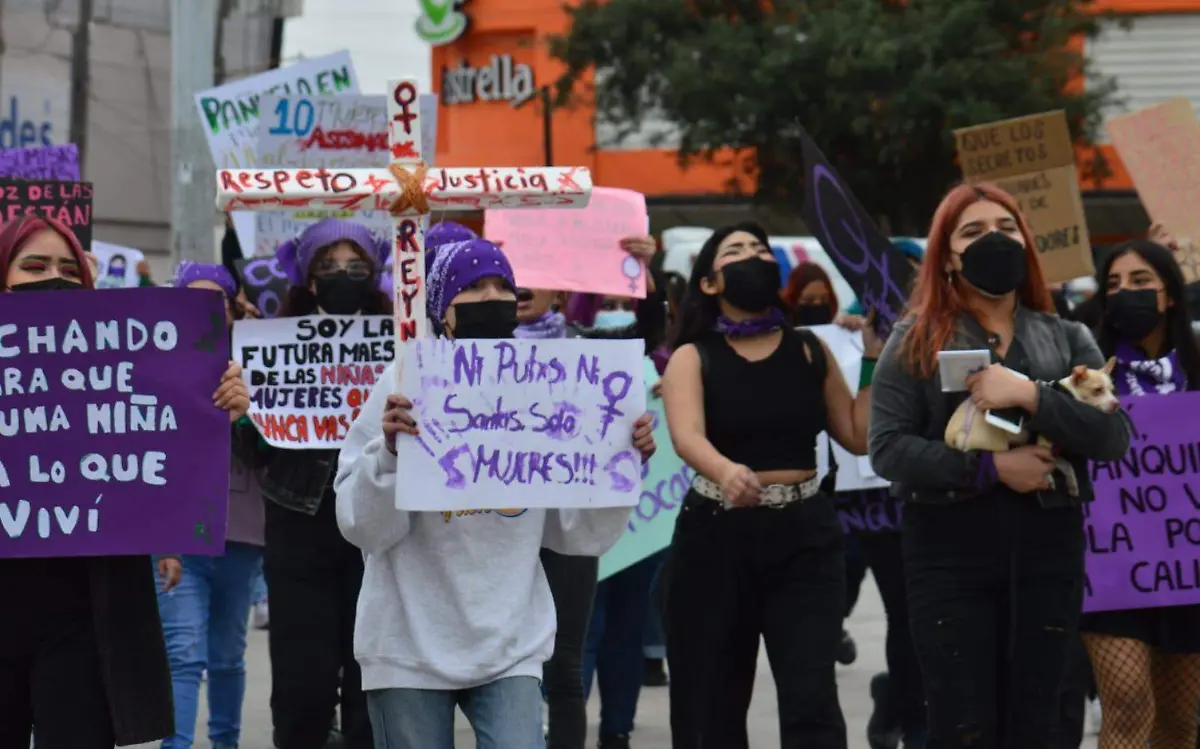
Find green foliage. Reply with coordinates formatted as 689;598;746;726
550;0;1121;234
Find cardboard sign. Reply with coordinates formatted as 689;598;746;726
0;288;231;558
0;178;93;249
484;187;650;297
396;338;646;511
598;358;694;580
954;111;1092;284
0;144;80;181
1106;98;1200;283
1084;392;1200;613
799;128;914;337
233;316;396;448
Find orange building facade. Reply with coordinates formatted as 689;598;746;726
428;0;1199;217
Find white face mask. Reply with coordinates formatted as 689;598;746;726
593;309;636;330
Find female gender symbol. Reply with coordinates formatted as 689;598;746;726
622;255;642;294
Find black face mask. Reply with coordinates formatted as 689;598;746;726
959;232;1027;297
9;277;83;292
1105;288;1162;341
794;304;834;327
719;256;782;312
450;300;518;339
314;272;374;315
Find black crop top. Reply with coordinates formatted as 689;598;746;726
697;327;829;472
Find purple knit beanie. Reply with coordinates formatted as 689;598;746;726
425;238;516;322
173;261;238;299
275;218;390;287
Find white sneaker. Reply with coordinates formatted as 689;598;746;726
1085;698;1102;736
253;601;270;630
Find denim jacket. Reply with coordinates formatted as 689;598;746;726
868;306;1131;507
234;419;337;516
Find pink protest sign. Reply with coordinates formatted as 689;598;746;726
484;187;649;298
1084;392;1200;612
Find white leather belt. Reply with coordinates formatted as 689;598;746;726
691;474;821;510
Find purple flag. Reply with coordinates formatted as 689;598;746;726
0;287;231;558
1084;392;1200;612
0;144;81;181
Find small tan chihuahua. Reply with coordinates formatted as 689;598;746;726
944;358;1119;495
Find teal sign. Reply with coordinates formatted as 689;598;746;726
415;0;469;46
598;358;694;581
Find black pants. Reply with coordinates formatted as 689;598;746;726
903;493;1085;749
666;491;847;749
265;495;372;749
860;531;927;740
1050;636;1094;749
541;548;599;749
845;534;868;617
0;608;114;749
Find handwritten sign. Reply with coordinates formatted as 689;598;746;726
1084;392;1200;612
91;241;146;289
233;256;289;319
599;358;694;580
954;111;1092;284
484;187;649;297
0;178;93;249
0;288;231;558
252;207;394;262
1106;98;1200;283
0;144;80;180
396;338;646;511
799;127;913;337
233;316;396;448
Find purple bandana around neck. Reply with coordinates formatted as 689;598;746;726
1113;341;1187;396
651;344;671;376
715;307;786;338
515;311;567;339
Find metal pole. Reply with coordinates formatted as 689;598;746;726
68;0;93;165
170;0;218;265
541;85;553;167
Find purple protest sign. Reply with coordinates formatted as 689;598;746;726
1084;392;1200;612
799;128;914;336
0;145;81;181
0;288;231;558
835;489;903;535
234;256;289;319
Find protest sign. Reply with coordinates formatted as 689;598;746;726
599;358;694;580
799;128;913;337
0;144;80;180
396;338;646;511
253;207;394;262
91;241;145;289
233;256;289;319
195;52;360;255
1084;392;1200;613
954;111;1092;284
0;178;92;248
233;316;396;448
484;187;649;297
0;288;231;558
1105;98;1200;283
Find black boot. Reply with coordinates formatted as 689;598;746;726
836;629;858;666
643;657;669;687
867;671;901;749
599;734;631;749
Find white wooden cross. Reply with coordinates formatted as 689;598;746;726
215;77;593;350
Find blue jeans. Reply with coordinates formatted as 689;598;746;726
156;542;263;749
251;567;268;605
366;676;545;749
584;550;665;737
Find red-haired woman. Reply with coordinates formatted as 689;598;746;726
782;262;840;327
867;184;1130;747
0;216;248;748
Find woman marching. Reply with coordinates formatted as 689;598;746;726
246;218;392;749
512;235;663;749
868;182;1131;748
0;217;249;748
334;236;657;748
1080;237;1200;749
661;220;879;749
158;262;266;749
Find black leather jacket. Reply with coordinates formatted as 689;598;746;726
234;419;335;515
868;307;1131;507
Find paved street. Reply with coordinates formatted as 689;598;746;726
140;575;1100;749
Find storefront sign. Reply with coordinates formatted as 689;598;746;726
441;55;535;107
416;0;469;46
